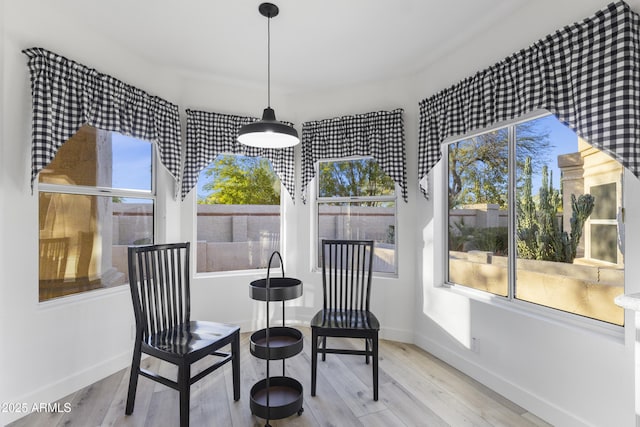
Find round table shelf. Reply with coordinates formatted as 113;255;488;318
249;277;302;302
250;327;303;360
250;376;303;421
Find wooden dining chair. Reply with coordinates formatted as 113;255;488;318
125;242;240;427
310;239;380;401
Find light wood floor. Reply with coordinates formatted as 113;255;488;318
8;328;552;427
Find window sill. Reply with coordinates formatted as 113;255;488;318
309;266;398;279
37;283;129;309
439;283;624;343
195;268;275;280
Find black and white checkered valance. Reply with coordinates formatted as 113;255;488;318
301;109;407;203
181;109;296;201
418;0;640;198
23;48;182;189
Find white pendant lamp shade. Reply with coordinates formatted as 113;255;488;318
238;2;299;149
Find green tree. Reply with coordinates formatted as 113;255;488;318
448;121;552;209
198;155;280;205
318;158;394;206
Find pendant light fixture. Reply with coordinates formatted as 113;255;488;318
238;2;299;148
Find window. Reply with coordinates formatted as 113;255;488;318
587;182;620;264
195;155;281;272
316;158;397;274
38;125;154;302
446;114;624;325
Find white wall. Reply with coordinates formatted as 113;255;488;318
0;0;8;420
2;0;640;426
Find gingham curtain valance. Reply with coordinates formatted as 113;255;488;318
418;0;640;198
181;109;296;201
301;109;407;203
23;48;182;189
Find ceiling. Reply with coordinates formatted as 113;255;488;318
53;0;530;92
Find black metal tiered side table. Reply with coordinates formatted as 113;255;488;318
249;252;303;427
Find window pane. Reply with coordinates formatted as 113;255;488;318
446;114;624;325
196;155;281;272
39;125;152;191
316;157;397;274
318;202;396;273
39;194;153;301
590;224;618;263
112;133;153;191
318;158;395;198
447;129;509;296
514;115;623;325
590;183;616;219
38;126;155;302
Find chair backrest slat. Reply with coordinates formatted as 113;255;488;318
167;248;177;327
128;243;191;339
322;240;374;313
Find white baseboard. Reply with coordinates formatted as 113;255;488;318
380;326;413;343
1;350;131;426
413;331;594;427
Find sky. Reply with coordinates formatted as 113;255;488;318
111;133;152;201
528;114;578;191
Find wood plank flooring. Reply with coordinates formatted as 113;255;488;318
8;328;551;427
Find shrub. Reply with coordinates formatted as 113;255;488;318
449;219;508;255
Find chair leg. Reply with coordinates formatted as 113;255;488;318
178;363;191;427
321;336;327;362
373;334;379;401
231;330;240;401
311;328;318;396
125;343;142;415
365;338;370;364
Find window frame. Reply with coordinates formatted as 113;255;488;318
441;111;625;332
313;156;399;276
192;152;284;276
585;181;623;265
37;128;157;303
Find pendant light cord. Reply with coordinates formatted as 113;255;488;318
238;3;299;147
267;14;271;108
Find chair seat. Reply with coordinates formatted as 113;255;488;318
310;309;380;331
144;320;240;361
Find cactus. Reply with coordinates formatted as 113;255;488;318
567;193;595;261
516;157;594;263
